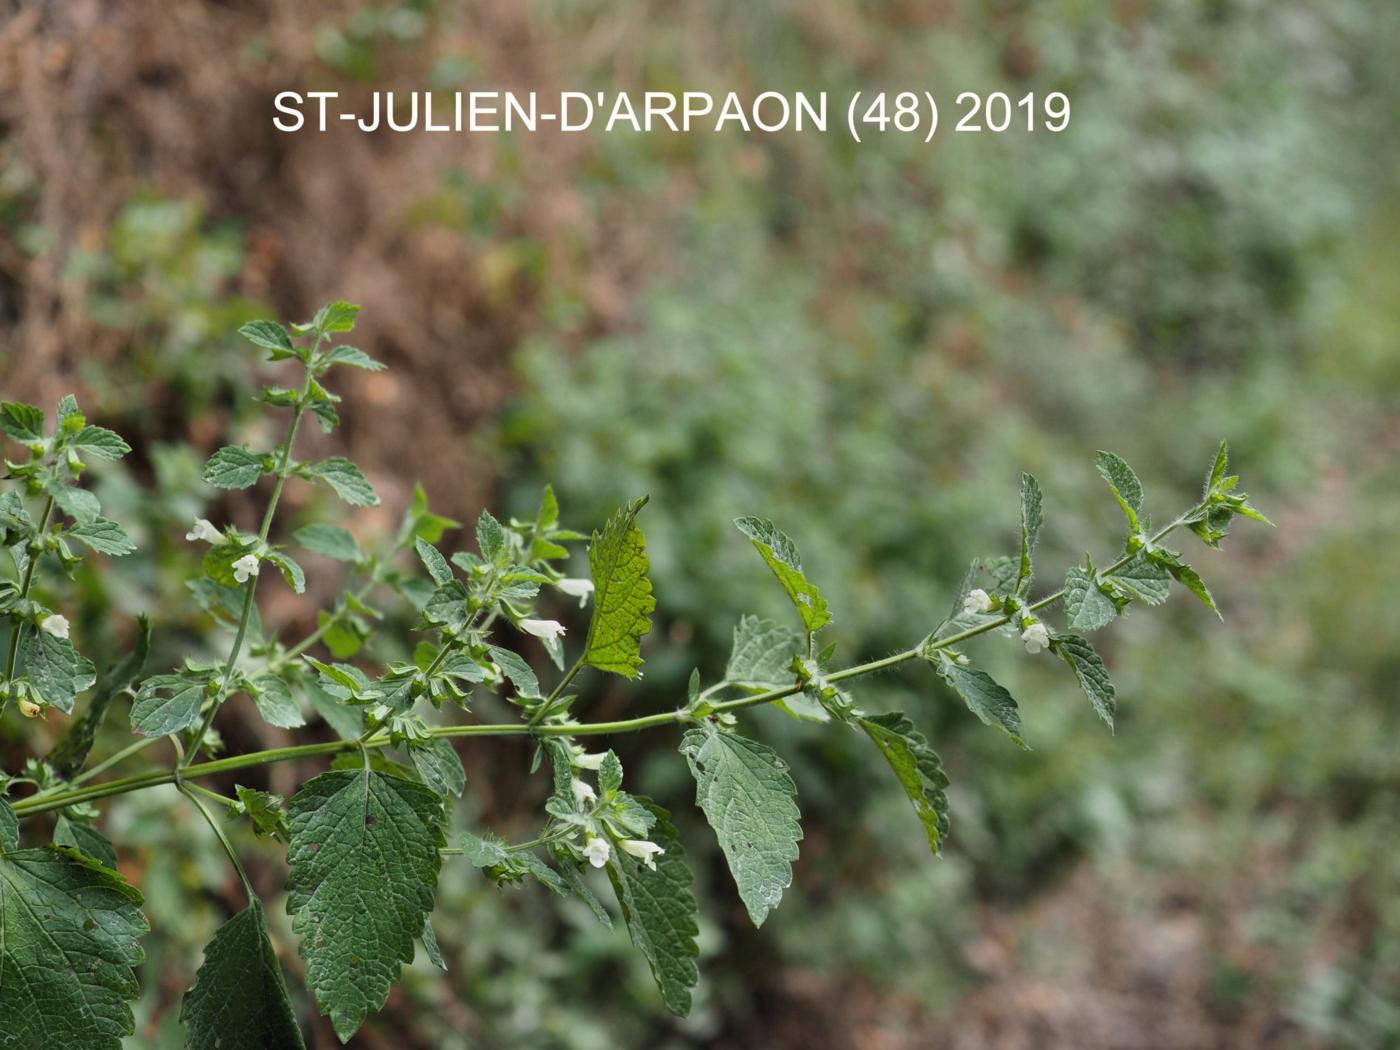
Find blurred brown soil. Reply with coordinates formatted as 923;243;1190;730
0;0;673;520
737;861;1330;1050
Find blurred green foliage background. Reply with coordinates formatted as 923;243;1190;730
1;1;1397;1047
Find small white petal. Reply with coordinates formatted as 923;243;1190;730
571;779;597;805
582;836;611;868
1020;622;1050;654
962;588;994;615
232;554;261;583
620;839;666;871
39;614;70;640
556;578;595;607
520;618;566;641
571;751;607;771
185;518;224;544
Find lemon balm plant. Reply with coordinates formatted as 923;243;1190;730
0;302;1271;1048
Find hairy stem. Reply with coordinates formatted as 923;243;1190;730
181;366;315;768
528;654;585;727
1;495;55;718
178;782;255;901
12;505;1204;820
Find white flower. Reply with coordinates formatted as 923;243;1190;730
571;750;607;771
582;836;611;868
962;588;994;615
556;578;595;607
571;779;597;805
232;554;261;583
38;614;70;640
520;618;566;641
1020;621;1050;654
620;839;666;871
185;518;224;544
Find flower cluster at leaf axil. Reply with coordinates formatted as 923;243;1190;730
0;302;1270;1045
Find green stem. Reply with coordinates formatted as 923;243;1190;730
11;507;1206;820
2;496;55;718
184;781;238;808
527;654;584;727
177;782;255;901
72;735;166;788
181;368;315;768
506;828;571;853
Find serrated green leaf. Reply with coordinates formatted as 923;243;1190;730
49;615;151;778
551;854;614;928
420;919;447;971
71;426;131;461
307;458;379;507
1096;450;1144;530
0;401;44;443
596;750;623;797
476;510;505;561
319;345;384;371
235;785;291;842
52;484;101;524
0;845;148;1050
724;615;801;689
514;853;573;898
305;658;371;696
181;900;306;1050
305;679;364;740
933;655;1026;748
399;483;460;546
1106;554;1171;605
423;580;470;631
53;816;118;870
1051;634;1116;729
680;726;802;927
415;538;453;586
295;524;361;562
311;301;360;334
286;769;445;1042
537;484;560;530
239;320;296;355
309;400;339;432
18;628;96;715
605;799;699;1016
411;737;466;798
857;712;951;855
1063;565;1116;632
0;799;16;851
461;829;511;870
583;497;655;679
203;446;267;489
733;516;831;634
265;550;305;594
486;644;540;700
56;395;84;430
1157;553;1221;618
129;674;207;736
249;675;305;729
67;518;136;557
1205;439;1229;493
1016;473;1043;594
